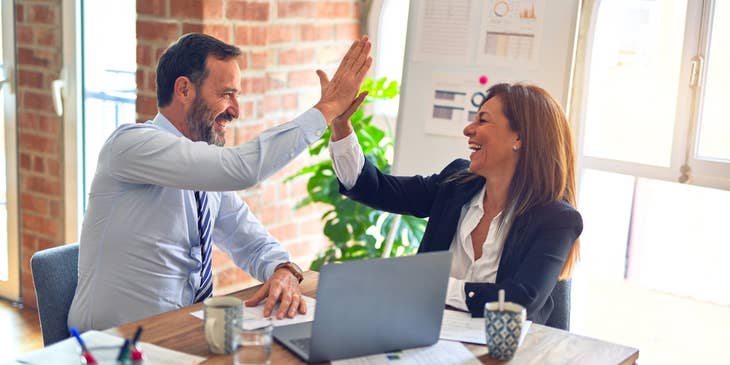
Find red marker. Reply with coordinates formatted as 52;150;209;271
131;348;144;364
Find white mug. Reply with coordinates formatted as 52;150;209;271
204;297;243;354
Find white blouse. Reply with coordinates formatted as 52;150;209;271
330;132;509;311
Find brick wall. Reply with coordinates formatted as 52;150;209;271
136;0;361;294
15;0;65;308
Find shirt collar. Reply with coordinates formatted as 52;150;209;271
467;184;486;211
466;184;504;221
150;112;185;138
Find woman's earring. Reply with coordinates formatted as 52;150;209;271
512;145;519;151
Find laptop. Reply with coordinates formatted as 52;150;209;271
273;251;452;363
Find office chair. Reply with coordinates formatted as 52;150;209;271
30;243;79;346
545;279;571;331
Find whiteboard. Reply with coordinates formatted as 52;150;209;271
393;0;580;176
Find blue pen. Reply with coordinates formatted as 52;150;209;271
116;339;130;362
131;326;143;347
70;327;97;365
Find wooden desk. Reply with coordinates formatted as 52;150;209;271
106;271;639;364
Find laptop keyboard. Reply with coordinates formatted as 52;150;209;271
290;337;311;353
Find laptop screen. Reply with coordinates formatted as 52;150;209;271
290;251;453;362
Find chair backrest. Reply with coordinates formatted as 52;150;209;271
30;243;79;346
545;279;571;331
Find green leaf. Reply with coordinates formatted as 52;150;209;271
350;108;364;123
364;125;385;143
360;78;374;93
342;244;369;260
309;248;337;271
294;195;313;209
375;77;387;94
382;81;399;99
284;164;320;183
324;219;350;244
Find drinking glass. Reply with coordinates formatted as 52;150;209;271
234;323;273;365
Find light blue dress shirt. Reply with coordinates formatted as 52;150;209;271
68;109;326;331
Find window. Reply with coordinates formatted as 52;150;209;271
61;0;136;234
689;0;730;180
572;1;730;363
581;0;688;168
695;0;729;162
368;0;410;118
578;0;729;189
81;0;137;210
0;0;19;301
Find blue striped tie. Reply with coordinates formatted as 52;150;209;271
194;191;213;303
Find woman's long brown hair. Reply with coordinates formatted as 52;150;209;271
460;83;580;279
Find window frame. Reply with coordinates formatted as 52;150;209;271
0;0;20;302
571;0;728;191
686;0;730;187
61;0;83;243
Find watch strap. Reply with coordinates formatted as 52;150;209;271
275;261;304;283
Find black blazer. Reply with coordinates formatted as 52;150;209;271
340;158;583;324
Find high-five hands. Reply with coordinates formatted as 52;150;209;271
329;91;367;142
314;36;372;124
244;37;373;320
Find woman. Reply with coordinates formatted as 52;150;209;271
328;83;582;326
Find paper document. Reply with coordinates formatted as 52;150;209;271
15;330;205;365
331;340;481;365
440;309;531;345
413;0;472;63
190;295;316;329
476;0;547;66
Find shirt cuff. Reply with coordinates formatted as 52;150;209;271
445;277;468;311
329;131;359;153
294;108;327;144
264;260;288;281
329;132;364;190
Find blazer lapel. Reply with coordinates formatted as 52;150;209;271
420;178;485;252
496;210;532;281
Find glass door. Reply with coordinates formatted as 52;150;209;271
0;0;20;301
81;0;136;210
60;0;136;240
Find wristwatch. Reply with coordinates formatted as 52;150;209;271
275;261;304;283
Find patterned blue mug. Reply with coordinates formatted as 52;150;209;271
484;301;526;360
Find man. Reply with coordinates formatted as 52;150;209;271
68;33;371;331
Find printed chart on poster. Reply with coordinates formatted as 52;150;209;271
393;0;579;176
477;0;546;67
427;72;508;138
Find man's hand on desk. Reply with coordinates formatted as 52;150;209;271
245;267;307;320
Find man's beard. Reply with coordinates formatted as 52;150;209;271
185;96;229;146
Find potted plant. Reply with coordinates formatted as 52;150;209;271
286;77;426;270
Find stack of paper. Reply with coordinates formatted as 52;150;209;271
439;309;531;345
331;340;482;365
329;311;533;365
15;330;206;365
190;295;317;330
